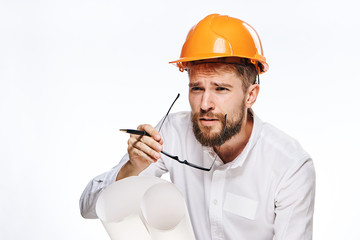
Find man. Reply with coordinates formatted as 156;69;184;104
80;14;315;240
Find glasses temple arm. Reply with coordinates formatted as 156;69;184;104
158;93;180;132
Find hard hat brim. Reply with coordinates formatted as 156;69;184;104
169;55;269;74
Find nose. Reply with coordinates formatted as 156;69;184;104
200;91;215;113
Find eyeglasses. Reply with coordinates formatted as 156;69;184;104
158;94;227;171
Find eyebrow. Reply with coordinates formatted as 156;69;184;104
188;82;200;87
188;82;233;88
212;82;233;88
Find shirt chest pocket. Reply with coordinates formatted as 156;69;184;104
223;192;259;220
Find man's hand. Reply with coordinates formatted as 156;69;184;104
116;124;163;180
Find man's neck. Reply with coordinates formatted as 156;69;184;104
213;111;254;164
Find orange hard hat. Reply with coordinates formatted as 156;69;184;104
169;14;268;74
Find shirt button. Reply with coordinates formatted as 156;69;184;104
213;200;218;205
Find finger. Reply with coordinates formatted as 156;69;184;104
128;139;157;165
129;133;163;153
137;124;161;142
129;137;162;160
133;140;161;160
136;134;163;152
131;147;158;164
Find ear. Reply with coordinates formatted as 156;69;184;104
245;84;260;108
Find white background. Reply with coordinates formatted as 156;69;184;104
1;0;359;239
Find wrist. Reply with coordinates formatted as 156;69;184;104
116;160;142;181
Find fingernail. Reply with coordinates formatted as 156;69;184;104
155;152;161;159
155;134;160;140
157;145;162;151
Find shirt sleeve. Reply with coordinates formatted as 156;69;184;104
273;158;316;240
79;115;171;219
79;154;128;219
79;153;168;219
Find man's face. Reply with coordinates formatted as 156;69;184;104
188;66;247;147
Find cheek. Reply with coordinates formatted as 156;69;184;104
225;96;245;114
188;94;199;111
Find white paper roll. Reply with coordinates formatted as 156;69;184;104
101;214;151;240
140;183;196;240
96;176;195;240
141;183;186;230
96;176;165;222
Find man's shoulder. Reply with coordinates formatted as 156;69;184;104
257;119;311;167
159;111;192;134
257;120;315;198
167;111;192;125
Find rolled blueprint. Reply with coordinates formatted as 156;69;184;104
96;176;195;240
140;182;195;240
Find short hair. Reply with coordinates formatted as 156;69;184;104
185;58;258;92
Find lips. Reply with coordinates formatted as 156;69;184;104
199;117;218;121
199;117;219;126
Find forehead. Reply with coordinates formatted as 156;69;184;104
188;63;243;84
187;62;237;74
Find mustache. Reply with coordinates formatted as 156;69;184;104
195;112;225;119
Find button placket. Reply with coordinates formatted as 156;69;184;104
209;170;226;240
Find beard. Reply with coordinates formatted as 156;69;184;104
191;102;246;147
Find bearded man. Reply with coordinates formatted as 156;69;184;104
80;14;315;240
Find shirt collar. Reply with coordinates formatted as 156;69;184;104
231;109;262;168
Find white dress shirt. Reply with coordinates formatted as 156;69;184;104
80;111;315;240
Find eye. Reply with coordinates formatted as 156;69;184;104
216;87;229;92
190;87;204;92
